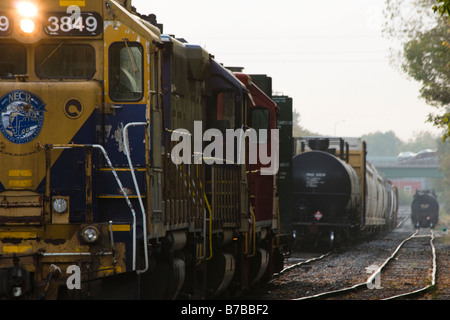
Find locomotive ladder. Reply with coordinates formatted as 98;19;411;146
45;141;148;274
123;122;149;273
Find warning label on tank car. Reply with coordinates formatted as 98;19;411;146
314;211;323;220
305;172;326;188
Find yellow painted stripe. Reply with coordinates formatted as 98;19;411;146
20;170;32;177
9;170;32;177
2;245;33;253
59;0;86;6
9;170;20;177
0;232;37;239
99;266;122;275
109;224;131;232
76;245;90;252
9;180;32;187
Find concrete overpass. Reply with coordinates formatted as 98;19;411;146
369;157;442;179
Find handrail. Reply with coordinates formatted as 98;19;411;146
123;122;149;274
203;191;213;261
176;163;213;262
248;206;256;257
48;143;139;271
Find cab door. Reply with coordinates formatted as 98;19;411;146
100;4;162;227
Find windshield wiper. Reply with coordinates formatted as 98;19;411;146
40;43;64;66
123;38;139;74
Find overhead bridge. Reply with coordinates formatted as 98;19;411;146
369;157;442;179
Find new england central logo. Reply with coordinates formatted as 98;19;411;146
0;90;47;144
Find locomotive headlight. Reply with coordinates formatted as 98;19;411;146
20;18;35;33
16;2;38;34
81;226;100;244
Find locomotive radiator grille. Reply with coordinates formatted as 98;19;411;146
162;152;206;230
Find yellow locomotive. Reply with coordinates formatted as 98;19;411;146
0;0;283;299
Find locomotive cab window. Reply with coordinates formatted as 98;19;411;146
214;91;236;131
109;41;143;102
0;44;26;79
35;43;95;79
250;108;270;143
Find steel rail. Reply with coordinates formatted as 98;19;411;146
276;251;332;275
383;229;436;300
267;251;332;286
293;229;436;300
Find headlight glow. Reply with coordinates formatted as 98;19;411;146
19;18;35;33
16;2;38;34
16;2;38;18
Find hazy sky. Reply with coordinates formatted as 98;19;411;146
132;0;443;141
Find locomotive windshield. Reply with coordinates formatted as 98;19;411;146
0;43;26;79
35;43;96;79
215;91;236;130
109;41;143;102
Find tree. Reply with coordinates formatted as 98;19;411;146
361;130;438;157
400;130;438;152
403;23;450;108
433;0;450;16
383;0;450;139
362;131;403;157
436;138;450;210
403;21;450;139
292;109;319;137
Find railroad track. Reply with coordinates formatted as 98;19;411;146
294;228;437;300
246;208;441;300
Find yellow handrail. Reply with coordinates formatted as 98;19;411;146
248;206;256;257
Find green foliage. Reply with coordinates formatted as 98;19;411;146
403;21;450;139
292;109;319;137
383;0;450;140
362;131;403;157
402;23;450;108
362;130;439;157
433;0;450;16
436;139;450;210
400;130;439;151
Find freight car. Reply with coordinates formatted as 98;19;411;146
411;190;439;228
0;0;283;299
292;137;398;248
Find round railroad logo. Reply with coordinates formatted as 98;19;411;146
0;90;47;144
64;99;83;119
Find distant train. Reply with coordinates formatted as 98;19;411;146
411;190;439;228
291;137;398;248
